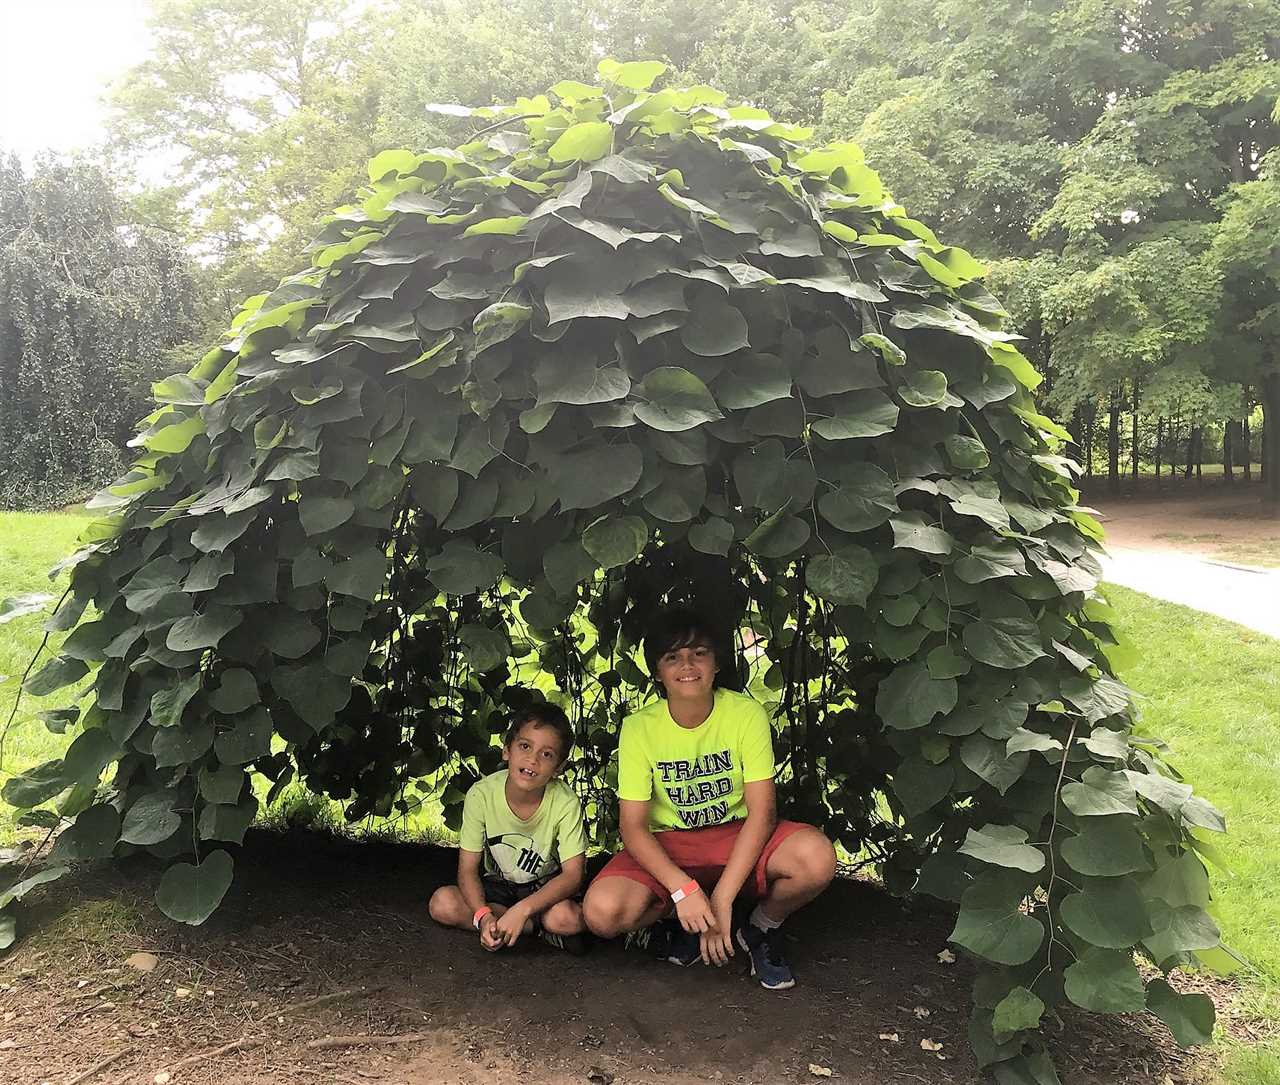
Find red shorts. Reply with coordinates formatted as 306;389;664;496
593;819;810;901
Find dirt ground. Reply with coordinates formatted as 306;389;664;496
1084;477;1280;567
1;828;1253;1085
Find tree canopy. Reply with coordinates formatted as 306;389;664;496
103;0;1279;498
7;63;1229;1083
0;155;201;508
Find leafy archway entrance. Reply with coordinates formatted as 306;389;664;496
8;61;1226;1081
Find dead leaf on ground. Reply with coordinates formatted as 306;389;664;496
921;1038;944;1051
125;952;159;972
878;1032;900;1043
913;1005;930;1018
936;949;956;964
808;1065;833;1078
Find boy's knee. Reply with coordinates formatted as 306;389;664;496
428;886;456;925
802;831;838;885
582;887;628;938
542;900;584;935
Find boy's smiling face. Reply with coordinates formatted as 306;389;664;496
502;718;565;793
655;640;717;703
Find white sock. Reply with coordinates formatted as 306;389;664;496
750;904;782;931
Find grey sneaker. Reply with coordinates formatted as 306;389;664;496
735;921;796;990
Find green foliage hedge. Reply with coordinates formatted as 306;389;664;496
0;156;201;509
4;63;1229;1080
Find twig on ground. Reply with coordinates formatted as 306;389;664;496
74;983;119;1001
281;984;385;1015
152;1036;263;1077
305;1032;432;1050
63;1045;135;1085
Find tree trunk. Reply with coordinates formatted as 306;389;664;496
1155;416;1164;485
1131;377;1141;479
1243;408;1252;480
1264;368;1280;503
1224;420;1235;482
1184;426;1199;480
1084;403;1095;479
1196;428;1203;482
1108;391;1121;494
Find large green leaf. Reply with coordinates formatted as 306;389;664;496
1146;979;1214;1046
1063;948;1146;1013
634;368;723;431
121;791;181;846
890;513;954;555
806;546;878;607
950;872;1044;965
459;624;510;673
811;390;898;440
992;987;1045;1039
550;445;644;509
962;617;1046;669
166;605;243;652
679;299;749;357
1060;880;1153;948
1060;818;1151;877
548;121;613;163
816;463;897;532
583;516;649;569
155;850;235;926
425;541;504;596
876;663;958;730
1062;767;1138;817
959;824;1045;873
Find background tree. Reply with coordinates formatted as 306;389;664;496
0;154;202;508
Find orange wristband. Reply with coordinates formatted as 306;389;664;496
473;906;492;929
670;879;700;904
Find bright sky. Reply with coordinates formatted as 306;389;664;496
0;0;154;164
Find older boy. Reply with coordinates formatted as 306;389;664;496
428;703;587;951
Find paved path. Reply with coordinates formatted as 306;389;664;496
1100;547;1280;639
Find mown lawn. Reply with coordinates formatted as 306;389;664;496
1;512;1277;1078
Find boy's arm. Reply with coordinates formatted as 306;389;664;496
457;848;487;916
494;854;584;945
703;779;777;964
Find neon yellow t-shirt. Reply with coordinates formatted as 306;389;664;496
617;689;776;832
459;771;586;885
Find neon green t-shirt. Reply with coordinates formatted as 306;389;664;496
459;771;586;885
617;688;776;832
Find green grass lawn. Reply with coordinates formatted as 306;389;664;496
0;510;93;807
2;512;1278;1078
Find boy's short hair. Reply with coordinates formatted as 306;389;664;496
503;702;574;762
642;608;730;696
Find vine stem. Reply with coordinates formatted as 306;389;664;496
0;585;72;772
1037;717;1080;981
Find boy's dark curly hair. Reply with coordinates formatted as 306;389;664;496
503;702;574;763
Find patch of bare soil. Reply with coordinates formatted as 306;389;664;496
1084;478;1280;566
0;830;1240;1085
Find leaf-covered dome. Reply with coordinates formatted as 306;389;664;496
8;59;1226;1081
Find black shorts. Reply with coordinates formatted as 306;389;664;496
481;873;548;908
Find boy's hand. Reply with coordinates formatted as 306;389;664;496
674;887;716;934
701;893;735;966
479;914;504;952
494;904;529;947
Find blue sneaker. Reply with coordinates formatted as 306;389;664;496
625;917;701;966
735;921;796;990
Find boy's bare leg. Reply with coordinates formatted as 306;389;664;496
428;885;531;931
582;877;665;938
541;899;586;935
756;826;837;923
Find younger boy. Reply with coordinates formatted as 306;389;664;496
428;703;587;952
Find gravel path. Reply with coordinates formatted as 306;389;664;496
1100;546;1280;639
